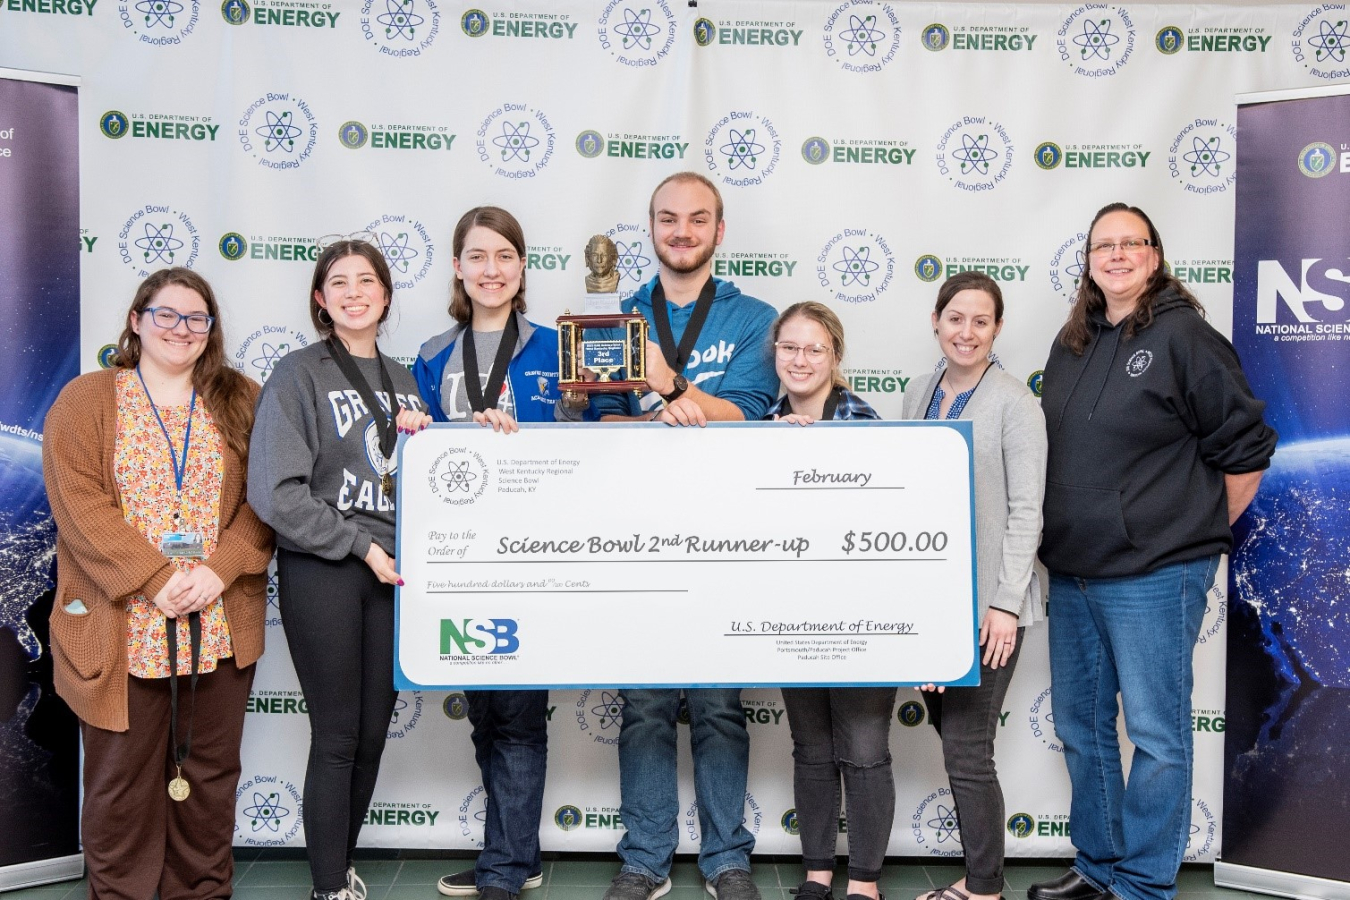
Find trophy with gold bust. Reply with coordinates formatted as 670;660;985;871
558;235;647;405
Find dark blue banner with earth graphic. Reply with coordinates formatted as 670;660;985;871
1226;85;1350;888
0;72;82;883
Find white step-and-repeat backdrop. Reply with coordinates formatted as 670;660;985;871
5;0;1343;860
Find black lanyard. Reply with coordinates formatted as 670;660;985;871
461;314;520;413
821;387;842;420
926;361;994;419
651;277;717;373
165;610;201;794
326;338;398;487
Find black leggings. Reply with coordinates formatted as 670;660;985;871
278;548;396;892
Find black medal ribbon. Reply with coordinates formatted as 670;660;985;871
821;387;842;421
165;610;201;791
651;277;717;374
326;337;399;496
461;314;520;413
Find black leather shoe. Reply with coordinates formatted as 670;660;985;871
1027;872;1108;900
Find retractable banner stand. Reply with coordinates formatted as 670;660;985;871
0;69;84;891
1221;83;1350;900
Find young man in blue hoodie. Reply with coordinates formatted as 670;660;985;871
584;173;778;900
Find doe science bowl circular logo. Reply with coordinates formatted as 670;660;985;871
235;774;303;845
362;0;441;58
1168;118;1236;195
1298;141;1337;178
100;110;130;140
1056;4;1137;77
237;92;318;171
1290;5;1350;80
1048;230;1089;302
598;0;677;68
911;786;963;857
816;226;896;304
704;111;782;188
119;0;201;47
476;102;557;179
821;1;901;72
364;213;434;290
429;447;489;506
935;116;1014;192
118;203;200;279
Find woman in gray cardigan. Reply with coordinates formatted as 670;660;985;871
901;271;1047;900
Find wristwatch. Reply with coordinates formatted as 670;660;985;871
662;374;688;403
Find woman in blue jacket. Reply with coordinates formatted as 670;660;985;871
409;206;560;900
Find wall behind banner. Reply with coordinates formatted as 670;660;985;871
2;0;1338;858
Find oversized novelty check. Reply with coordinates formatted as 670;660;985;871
394;422;977;690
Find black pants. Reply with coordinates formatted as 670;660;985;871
278;548;397;892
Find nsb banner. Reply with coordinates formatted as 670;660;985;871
0;69;83;891
1221;83;1350;897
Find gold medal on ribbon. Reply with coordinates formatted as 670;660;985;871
381;473;394;499
168;774;190;802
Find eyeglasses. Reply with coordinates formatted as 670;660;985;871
317;231;380;250
774;341;833;362
1087;238;1154;256
142;306;214;334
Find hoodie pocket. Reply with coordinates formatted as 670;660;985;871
1042;481;1137;573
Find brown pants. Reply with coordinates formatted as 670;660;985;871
80;659;254;900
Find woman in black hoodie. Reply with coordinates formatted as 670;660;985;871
1028;203;1276;900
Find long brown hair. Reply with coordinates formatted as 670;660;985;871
772;301;849;390
114;267;256;462
1061;202;1203;355
450;206;528;324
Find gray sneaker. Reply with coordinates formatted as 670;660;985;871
706;870;761;900
790;883;835;900
603;873;673;900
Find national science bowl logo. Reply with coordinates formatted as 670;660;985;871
1027;685;1063;753
118;203;200;280
476;102;557;179
935;116;1014;192
1291;5;1350;79
921;23;951;51
1184;797;1217;862
118;0;200;47
703;111;781;188
914;254;943;284
1298;141;1338;178
1048;229;1089;303
100;110;130;139
460;8;487;35
457;785;487;848
237;92;318;171
896;699;926;726
821;1;901;72
603;222;654;300
1034;141;1063;169
387;690;424;739
428;447;489;506
574;688;625;746
234;774;303;845
575;130;605;158
1155;25;1184;54
684;792;762;844
361;0;441;58
910;786;962;857
443;692;469;720
338;121;370;149
221;0;249;23
1007;812;1035;838
817;228;896;304
364;213;434;290
1168;118;1236;195
219;232;247;261
554;805;583;831
234;323;309;383
598;0;676;67
1056;5;1137;77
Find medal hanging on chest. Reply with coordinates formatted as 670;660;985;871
326;338;400;499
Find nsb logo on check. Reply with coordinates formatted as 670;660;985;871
441;618;521;655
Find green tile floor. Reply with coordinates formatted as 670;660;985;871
3;857;1267;900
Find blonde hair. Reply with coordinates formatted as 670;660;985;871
772;301;848;390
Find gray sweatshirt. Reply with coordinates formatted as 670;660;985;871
248;342;425;560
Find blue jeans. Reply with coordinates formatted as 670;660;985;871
1048;556;1219;900
467;689;549;893
617;689;754;881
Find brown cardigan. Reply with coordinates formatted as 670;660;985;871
42;368;274;732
